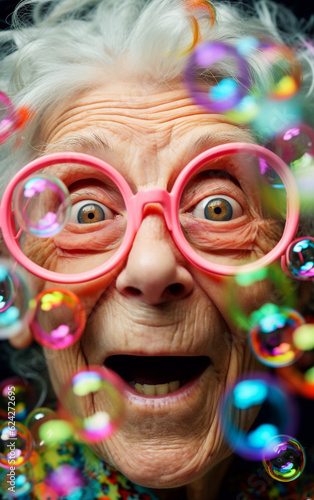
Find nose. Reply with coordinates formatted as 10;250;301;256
115;213;194;305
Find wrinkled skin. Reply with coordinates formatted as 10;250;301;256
11;79;278;499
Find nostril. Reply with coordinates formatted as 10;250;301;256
125;286;141;296
168;283;184;296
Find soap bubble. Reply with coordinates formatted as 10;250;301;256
265;124;314;171
220;373;297;460
0;378;36;422
59;366;126;443
262;435;306;481
276;321;314;399
184;41;250;112
252;44;302;101
282;237;314;280
14;174;71;237
248;304;304;367
0;262;33;339
0;423;33;469
30;289;86;349
25;407;73;451
0;265;15;313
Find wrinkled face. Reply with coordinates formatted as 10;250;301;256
28;79;275;488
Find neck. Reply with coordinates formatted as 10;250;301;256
152;456;234;500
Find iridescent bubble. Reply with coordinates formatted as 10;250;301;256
265;124;314;172
0;265;15;313
184;41;250;112
262;435;306;481
25;407;73;451
276;319;314;399
14;174;71;237
220;373;297;460
0;262;34;339
282;237;314;280
248;304;304;367
253;44;302;101
227;264;297;332
0;423;33;469
59;366;126;443
0;378;36;422
30;289;86;349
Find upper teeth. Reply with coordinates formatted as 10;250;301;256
130;380;181;396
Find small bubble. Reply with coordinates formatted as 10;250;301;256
14;174;71;237
248;305;304;367
30;289;86;350
262;435;306;481
0;423;32;469
59;366;126;443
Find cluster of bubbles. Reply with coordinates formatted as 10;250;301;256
221;376;306;481
0;3;313;494
0;93;127;495
183;37;303;134
223;264;309;479
0;367;126;498
0;261;87;351
220;373;297;461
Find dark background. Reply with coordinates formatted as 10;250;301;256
0;0;312;29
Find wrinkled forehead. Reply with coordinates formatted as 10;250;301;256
39;81;254;188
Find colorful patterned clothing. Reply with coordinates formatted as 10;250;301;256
1;439;314;499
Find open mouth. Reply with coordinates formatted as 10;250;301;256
104;355;210;396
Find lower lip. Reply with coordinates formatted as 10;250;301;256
116;368;209;408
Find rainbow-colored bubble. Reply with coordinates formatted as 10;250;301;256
0;262;33;339
59;366;126;443
25;407;73;451
0;423;33;469
30;289;86;349
14;174;71;237
0;378;36;422
283;237;314;280
220;373;297;460
262;435;306;481
248;304;304;367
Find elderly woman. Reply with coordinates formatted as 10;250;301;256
0;0;313;499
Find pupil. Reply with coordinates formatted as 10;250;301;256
204;198;233;221
77;203;105;224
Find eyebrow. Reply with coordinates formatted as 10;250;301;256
42;127;251;157
41;130;113;155
189;129;252;154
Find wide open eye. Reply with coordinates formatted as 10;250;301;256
69;200;114;224
191;194;243;221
